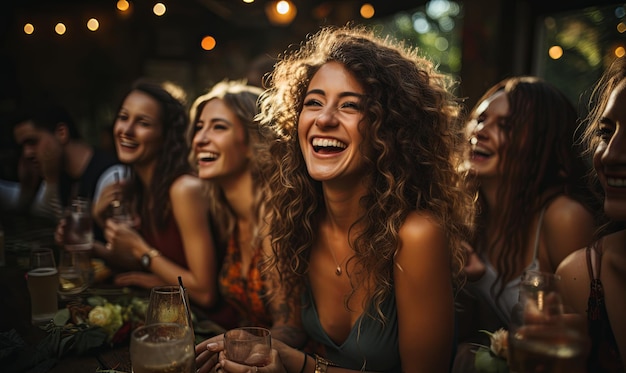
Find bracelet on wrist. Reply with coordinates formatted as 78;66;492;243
314;354;335;373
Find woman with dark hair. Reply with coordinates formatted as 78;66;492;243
195;25;475;373
92;79;220;308
557;56;626;373
454;77;597;355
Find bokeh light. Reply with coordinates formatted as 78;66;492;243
24;23;35;35
615;46;625;58
55;23;67;35
548;45;564;59
117;0;130;12
87;18;99;31
617;22;626;33
360;4;375;19
201;36;216;51
153;3;166;16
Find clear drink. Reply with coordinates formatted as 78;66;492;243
27;267;59;324
64;198;94;251
130;323;195;373
509;324;585;373
131;352;195;373
224;327;272;367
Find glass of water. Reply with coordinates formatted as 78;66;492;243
63;197;94;251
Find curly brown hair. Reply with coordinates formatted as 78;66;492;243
258;25;475;317
466;76;597;297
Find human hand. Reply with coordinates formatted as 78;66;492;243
103;219;142;255
461;241;485;281
93;182;126;227
113;272;164;288
195;334;225;373
218;349;286;373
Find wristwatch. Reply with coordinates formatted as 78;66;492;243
141;248;161;269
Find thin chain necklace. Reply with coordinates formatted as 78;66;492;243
326;234;349;276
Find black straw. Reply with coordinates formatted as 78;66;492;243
178;276;193;329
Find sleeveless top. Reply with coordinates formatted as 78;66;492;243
466;206;546;325
218;234;272;328
140;214;187;268
586;244;624;373
301;287;401;372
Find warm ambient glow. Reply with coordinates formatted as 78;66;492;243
201;36;216;51
616;46;626;58
265;0;297;26
87;18;99;31
55;23;67;35
618;22;626;33
24;23;35;35
153;3;166;16
243;0;254;3
548;45;563;59
117;0;130;12
360;3;375;19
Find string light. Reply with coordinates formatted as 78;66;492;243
87;18;99;31
24;23;35;35
55;23;67;35
153;3;166;16
265;0;297;26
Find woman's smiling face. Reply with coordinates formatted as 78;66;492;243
297;61;367;182
113;90;164;167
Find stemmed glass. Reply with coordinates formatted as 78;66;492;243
508;270;586;373
130;322;195;373
145;285;192;327
224;327;272;367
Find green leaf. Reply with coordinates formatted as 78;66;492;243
53;308;71;326
474;347;509;373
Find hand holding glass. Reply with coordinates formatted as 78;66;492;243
130;323;195;373
224;327;272;367
27;248;59;325
509;270;586;373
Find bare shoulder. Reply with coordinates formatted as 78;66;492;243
544;195;594;228
556;247;591;314
397;211;446;261
399;211;443;243
169;174;206;199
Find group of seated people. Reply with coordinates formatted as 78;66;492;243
2;24;624;373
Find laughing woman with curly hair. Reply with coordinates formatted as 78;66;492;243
195;25;475;373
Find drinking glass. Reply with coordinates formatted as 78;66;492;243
145;286;192;327
27;248;59;325
63;197;94;251
130;323;195;373
110;199;133;225
508;270;586;373
224;327;272;367
57;249;90;297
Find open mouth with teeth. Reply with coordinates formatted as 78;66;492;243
118;139;138;148
312;137;347;154
198;152;219;163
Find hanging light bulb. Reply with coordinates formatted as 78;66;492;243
265;0;297;26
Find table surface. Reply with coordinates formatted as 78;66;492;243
0;214;225;373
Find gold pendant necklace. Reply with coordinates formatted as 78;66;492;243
327;238;348;276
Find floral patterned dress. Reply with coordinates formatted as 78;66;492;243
218;234;272;328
